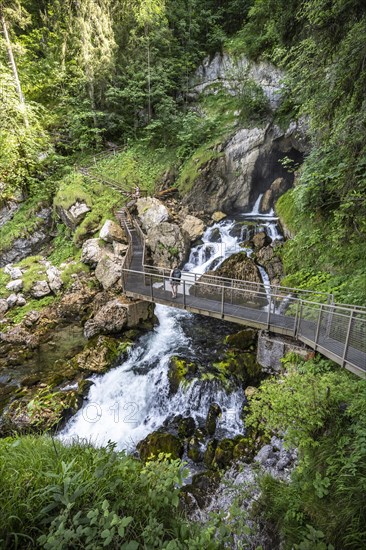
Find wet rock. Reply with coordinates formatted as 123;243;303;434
6;294;18;308
184;471;220;509
100;219;127;244
81;238;104;267
47;266;63;293
95;256;122;290
181;215;205;242
6;279;23;293
211;211;227;222
137;431;184;461
0;326;39;348
204;439;218;468
4;265;23;279
137;197;169;231
260;177;287;213
205;403;222;436
178;417;196;439
0;299;8;317
168;357;198;394
252;231;271;250
30;280;51;298
147;222;189;267
214;438;235;468
187;435;203;463
225;329;257;351
255;243;284;285
72;335;122;373
84;299;128;339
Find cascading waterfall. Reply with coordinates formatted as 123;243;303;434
61;196;284;452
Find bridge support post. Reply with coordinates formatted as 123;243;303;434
221;286;225;318
342;310;354;368
183;280;186;309
150;275;153;300
314;304;324;349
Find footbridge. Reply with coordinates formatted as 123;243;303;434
117;210;366;378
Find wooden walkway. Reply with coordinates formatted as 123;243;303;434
117;211;366;378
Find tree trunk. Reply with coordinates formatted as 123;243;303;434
1;14;28;127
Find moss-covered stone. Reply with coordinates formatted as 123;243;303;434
71;335;128;373
205;402;222;436
214;438;235;469
187;436;203;463
137;431;184;462
225;329;257;351
178;416;196;439
204;439;218;468
213;349;263;387
168;356;198;394
182;470;220;508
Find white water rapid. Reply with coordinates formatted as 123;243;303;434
61;196;283;453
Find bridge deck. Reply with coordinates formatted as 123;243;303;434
122;226;366;378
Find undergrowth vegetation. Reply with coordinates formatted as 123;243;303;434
247;354;366;548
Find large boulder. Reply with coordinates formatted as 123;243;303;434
95;256;122;290
6;279;23;293
4;264;23;280
81;238;104;267
252;231;271;250
137;431;184;462
47;266;63;293
56;201;90;230
181;215;205;242
255;243;284;285
83;299;128;339
136;197;169;231
99;220;127;244
147;222;189;267
193;252;267;307
260;177;288;213
72;335;122;373
6;293;19;308
30;280;51;298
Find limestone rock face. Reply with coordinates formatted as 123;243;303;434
181;215;205;242
252;231;271;250
6;279;23;293
0;299;9;317
84;299;128;339
100;220;126;244
147;222;188;267
47;266;63;292
137;197;169;231
31;280;51;298
81;238;104;267
260;177;288;213
255;243;284;285
191;52;284;110
56;202;90;230
95;256;122;290
0;207;52;267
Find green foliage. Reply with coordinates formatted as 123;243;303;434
0;436;221;549
248;355;366;548
6;295;55;324
48;224;79;266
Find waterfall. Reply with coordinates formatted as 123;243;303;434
61;203;284;452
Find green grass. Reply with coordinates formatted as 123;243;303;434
53;172;93;210
178;143;225;194
91;143;178;195
0;435;220;549
6;296;56;324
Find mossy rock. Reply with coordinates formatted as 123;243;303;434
187;436;203;463
233;436;258;462
205;402;222;436
204;439;218;469
183;470;221;508
137;431;184;462
225;329;257;351
168;356;198;394
71;335;127;373
178;416;196;439
214;438;235;469
213;350;263;387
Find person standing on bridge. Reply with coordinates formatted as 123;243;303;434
169;264;181;299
